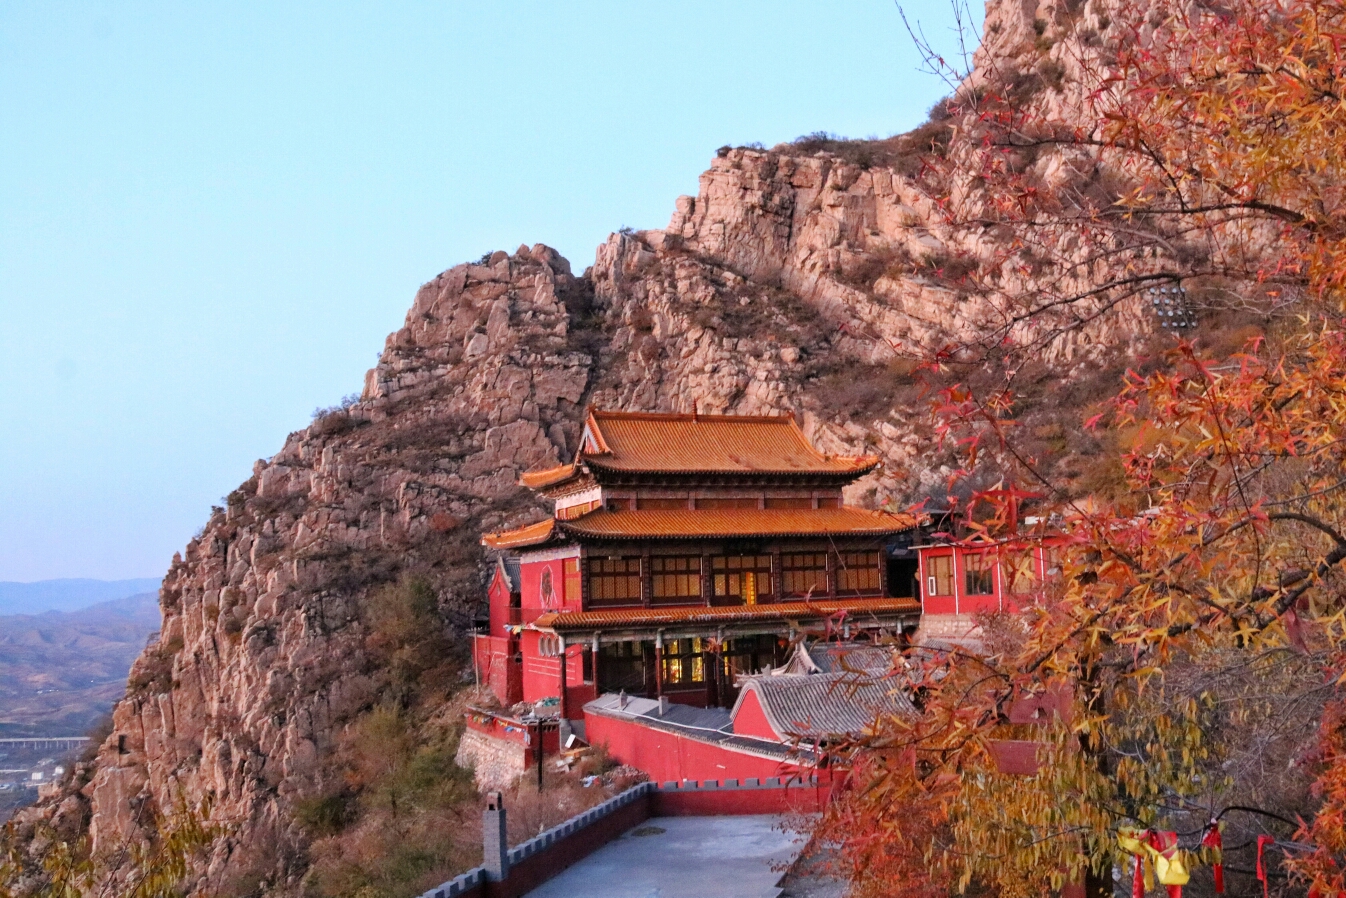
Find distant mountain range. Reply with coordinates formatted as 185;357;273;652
0;592;162;736
0;578;161;616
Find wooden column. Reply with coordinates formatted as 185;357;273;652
557;636;567;719
654;631;664;698
701;552;712;606
591;634;601;693
641;550;652;607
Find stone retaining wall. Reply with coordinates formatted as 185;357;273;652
455;728;528;791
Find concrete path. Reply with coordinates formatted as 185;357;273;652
522;814;804;898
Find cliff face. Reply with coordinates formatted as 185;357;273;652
14;0;1188;892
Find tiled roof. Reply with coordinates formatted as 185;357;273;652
733;671;917;740
584;411;879;477
481;519;557;549
519;463;579;489
558;507;917;540
776;642;896;676
531;597;920;631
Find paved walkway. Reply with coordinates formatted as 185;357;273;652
523;814;804;898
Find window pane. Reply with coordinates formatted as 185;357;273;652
588;557;642;604
965;553;995;595
838;552;880;593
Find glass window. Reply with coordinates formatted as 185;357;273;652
965;552;995;596
661;638;705;687
782;553;828;596
719;635;779;680
926;555;954;596
711;555;774;604
597;641;645;693
651;556;701;603
837;552;881;594
587;557;642;605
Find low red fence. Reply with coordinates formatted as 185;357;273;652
465;708;560;763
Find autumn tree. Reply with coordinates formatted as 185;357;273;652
816;1;1346;896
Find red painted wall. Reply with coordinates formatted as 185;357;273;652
585;710;812;783
519;555;567;619
731;690;779;740
520;633;594;716
473;635;522;705
488;568;512;637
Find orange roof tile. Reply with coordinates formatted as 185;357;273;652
582;411;878;477
518;463;579;490
558;507;916;541
532;597;920;631
481;518;558;549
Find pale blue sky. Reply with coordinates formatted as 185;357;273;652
0;1;977;581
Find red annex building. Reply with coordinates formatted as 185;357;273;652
471;410;922;731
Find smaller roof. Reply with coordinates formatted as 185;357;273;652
494;557;522;592
515;410;881;492
775;642;895;677
481;519;557;550
732;671;916;740
532;597;920;632
559;507;917;541
582;411;878;477
519;463;579;490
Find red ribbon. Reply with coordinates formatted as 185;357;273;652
1201;823;1224;894
1257;835;1274;898
1146;830;1183;898
1132;849;1145;898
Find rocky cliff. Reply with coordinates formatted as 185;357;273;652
8;0;1221;893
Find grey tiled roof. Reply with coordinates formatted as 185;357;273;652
734;671;916;740
502;557;522;592
804;643;896;676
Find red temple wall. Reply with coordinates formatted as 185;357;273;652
487;569;512;637
731;691;779;741
585;709;811;783
473;635;522;706
519;632;593;717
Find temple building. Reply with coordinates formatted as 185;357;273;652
470;410;922;735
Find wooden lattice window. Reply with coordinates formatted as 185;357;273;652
587;557;642;605
782;552;828;596
837;551;881;594
651;556;701;603
711;555;774;604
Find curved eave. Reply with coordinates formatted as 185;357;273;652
518;463;580;490
531;596;921;632
581;455;880;480
481;519;560;550
555;507;918;542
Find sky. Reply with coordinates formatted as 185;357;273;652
0;1;980;582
